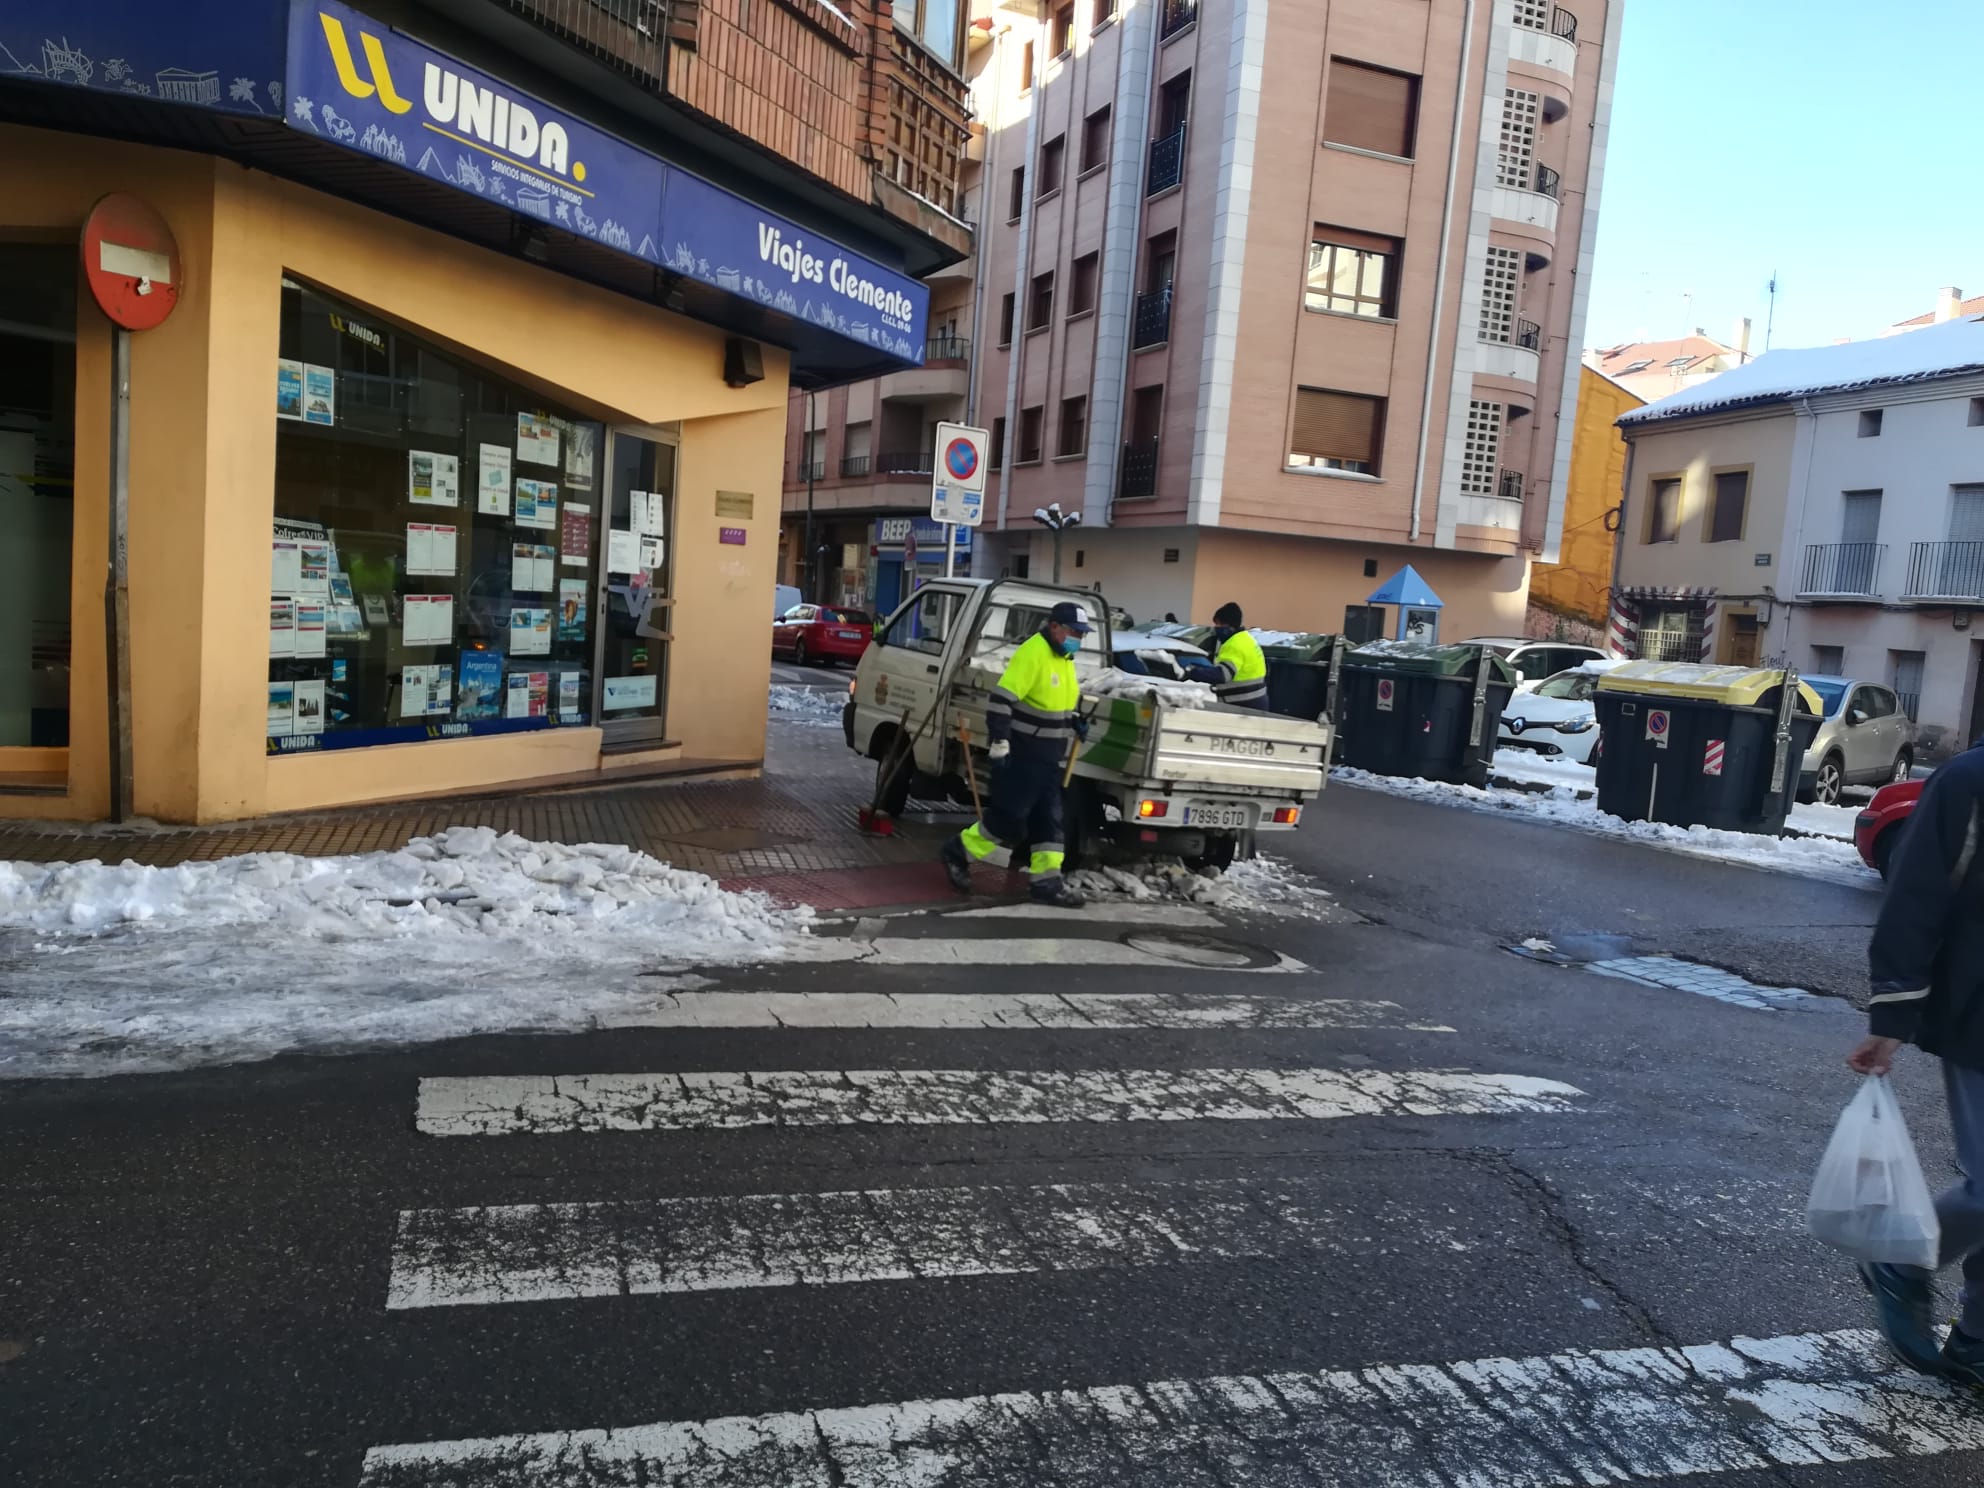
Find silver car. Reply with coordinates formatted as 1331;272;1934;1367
1798;675;1916;805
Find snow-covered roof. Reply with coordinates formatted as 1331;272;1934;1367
1619;315;1984;427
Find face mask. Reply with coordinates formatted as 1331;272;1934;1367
1058;636;1081;658
1213;626;1235;644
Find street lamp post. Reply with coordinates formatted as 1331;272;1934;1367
802;390;817;601
1032;503;1082;584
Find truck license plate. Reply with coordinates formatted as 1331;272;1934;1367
1184;804;1248;829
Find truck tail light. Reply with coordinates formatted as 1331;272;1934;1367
1137;799;1168;819
1272;807;1301;825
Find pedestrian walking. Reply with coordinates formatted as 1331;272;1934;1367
940;601;1092;908
1848;743;1984;1388
1185;601;1268;709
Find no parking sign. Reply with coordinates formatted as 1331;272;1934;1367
1645;708;1671;750
1376;678;1395;713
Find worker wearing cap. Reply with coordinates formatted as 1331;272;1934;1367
1192;601;1268;709
941;601;1092;908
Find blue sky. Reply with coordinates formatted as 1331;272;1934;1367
1584;0;1981;353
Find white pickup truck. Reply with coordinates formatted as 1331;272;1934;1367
841;578;1331;869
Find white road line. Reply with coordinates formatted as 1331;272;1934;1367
358;1327;1984;1486
788;937;1307;971
596;990;1455;1032
386;1176;1475;1310
415;1067;1584;1137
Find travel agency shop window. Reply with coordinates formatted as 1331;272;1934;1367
270;281;672;756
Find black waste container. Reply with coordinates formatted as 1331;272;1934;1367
1337;643;1518;788
1592;662;1822;834
1261;634;1346;724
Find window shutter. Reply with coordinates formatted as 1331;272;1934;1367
1325;62;1416;158
1313;226;1398;256
1291;389;1381;465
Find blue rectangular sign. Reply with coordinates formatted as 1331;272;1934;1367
285;0;926;360
1;0;285;114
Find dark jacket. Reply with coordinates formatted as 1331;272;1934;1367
1869;744;1984;1070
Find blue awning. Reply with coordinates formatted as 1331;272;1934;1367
1367;564;1443;609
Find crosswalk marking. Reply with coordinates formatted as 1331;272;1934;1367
415;1067;1585;1137
356;1328;1984;1486
787;936;1307;971
943;901;1224;926
595;990;1456;1031
386;1176;1475;1310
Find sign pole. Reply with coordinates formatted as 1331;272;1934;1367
944;522;958;579
106;326;134;824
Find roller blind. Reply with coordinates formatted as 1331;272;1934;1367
1325;61;1418;158
1291;389;1383;465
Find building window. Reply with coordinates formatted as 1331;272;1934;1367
990;415;1007;469
272;280;616;752
1018;406;1045;463
1461;401;1504;497
1511;0;1549;28
1020;39;1036;90
1891;650;1925;721
1859;409;1884;438
1969;397;1984;428
1646;476;1683;544
1008;167;1026;221
1082;106;1112;173
1811;645;1844;675
998;292;1016;347
1707;470;1749;543
898;0;965;67
1028;271;1056;330
1069;253;1100;316
1324;60;1419;159
1305;228;1399;318
1095;0;1118;27
1013;553;1031;579
1038;135;1066;197
1479;245;1522;342
1496;88;1541;189
1052;2;1075;55
1289;387;1385;475
1058;396;1089;457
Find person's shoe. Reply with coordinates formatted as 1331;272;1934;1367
1029;881;1086;910
1857;1261;1944;1374
1942;1326;1984;1389
939;839;975;895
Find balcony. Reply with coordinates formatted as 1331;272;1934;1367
1553;7;1579;44
1147;126;1187;196
1490;162;1561;238
802;460;826;482
1534;163;1563;200
874;450;935;477
924;333;971;365
1132;287;1174;350
1515;318;1542;350
1476;321;1542;383
839;453;871;479
1161;0;1198;40
1801;542;1886;598
1904;541;1984;601
1119;438;1161;501
1507;3;1579;78
1497;469;1525;503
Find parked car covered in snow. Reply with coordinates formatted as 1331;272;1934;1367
1497;660;1627;764
1797;675;1916;804
1463;637;1608;689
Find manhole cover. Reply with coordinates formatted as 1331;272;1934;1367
1122;932;1258;968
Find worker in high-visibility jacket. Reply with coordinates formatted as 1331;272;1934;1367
941;601;1092;908
1196;601;1269;708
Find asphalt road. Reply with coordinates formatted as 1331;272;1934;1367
2;779;1975;1486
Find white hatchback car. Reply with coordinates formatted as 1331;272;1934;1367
1497;661;1626;764
1464;637;1609;690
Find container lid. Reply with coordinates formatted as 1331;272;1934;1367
1596;660;1822;710
1258;632;1340;661
1346;640;1519;681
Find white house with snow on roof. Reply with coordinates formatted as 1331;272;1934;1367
1611;314;1984;759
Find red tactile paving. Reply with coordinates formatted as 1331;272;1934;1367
722;860;1014;911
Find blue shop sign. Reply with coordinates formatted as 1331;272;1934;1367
877;516;970;552
0;1;286;114
286;0;927;361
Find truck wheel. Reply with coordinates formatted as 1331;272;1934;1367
1062;782;1105;870
1186;835;1237;874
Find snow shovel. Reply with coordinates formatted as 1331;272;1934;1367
857;707;917;836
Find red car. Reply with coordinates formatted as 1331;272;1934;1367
772;603;873;667
1855;778;1924;878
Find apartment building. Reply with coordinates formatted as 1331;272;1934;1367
1612;316;1984;759
783;0;1623;637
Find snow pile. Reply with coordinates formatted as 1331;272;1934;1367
1493;748;1597;793
768;683;846;726
1333;768;1874;887
1087;669;1221;708
0;829;810;1079
1069;854;1334;917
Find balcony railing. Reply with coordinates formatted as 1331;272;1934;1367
1551;6;1579;43
839;454;871;479
874;450;934;476
1514;318;1542;351
924;333;971;364
1147;125;1187;196
1119;438;1160;501
801;460;825;482
1132;286;1174;349
1533;162;1562;200
1801;542;1886;597
1160;0;1198;39
1497;469;1525;503
508;0;667;88
1905;540;1984;600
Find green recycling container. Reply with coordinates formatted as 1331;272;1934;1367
1259;633;1346;724
1338;642;1518;788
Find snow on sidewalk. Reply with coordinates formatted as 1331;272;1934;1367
768;683;847;726
1070;854;1337;917
0;826;811;1080
1491;747;1863;843
1335;769;1875;887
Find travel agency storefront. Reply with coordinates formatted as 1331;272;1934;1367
0;1;929;823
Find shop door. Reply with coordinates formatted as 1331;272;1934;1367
875;559;904;618
596;431;676;749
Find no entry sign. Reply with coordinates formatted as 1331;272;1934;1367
81;194;181;332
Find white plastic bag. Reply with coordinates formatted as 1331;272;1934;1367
1806;1077;1941;1269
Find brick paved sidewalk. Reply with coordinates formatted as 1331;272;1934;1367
0;719;995;910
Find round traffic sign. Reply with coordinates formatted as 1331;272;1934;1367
1648;710;1669;735
80;193;181;331
943;437;980;482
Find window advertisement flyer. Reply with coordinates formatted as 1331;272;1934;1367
294;680;326;736
505;670;551;719
272;539;303;595
303;364;336;426
298;540;331;595
406;523;460;577
604;675;659;711
560;502;593;568
516;413;561;467
515;479;559;530
607;528;641;576
511;543;556;593
401;663;453;718
477;444;513;516
510;607;553;656
362;593;390;629
564;424;597;491
557;578;588;641
631;490;667;537
270;597;298;658
277;359;305;421
408;451;461;507
640;536;665;573
403;593;455;647
268;681;296;736
328;576;366;636
456;652;503;720
295;599;328;659
559;672;582;721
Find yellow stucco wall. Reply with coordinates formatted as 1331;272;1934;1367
1529;365;1642;629
4;124;785;824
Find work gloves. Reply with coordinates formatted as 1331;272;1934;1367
988;739;1011;761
